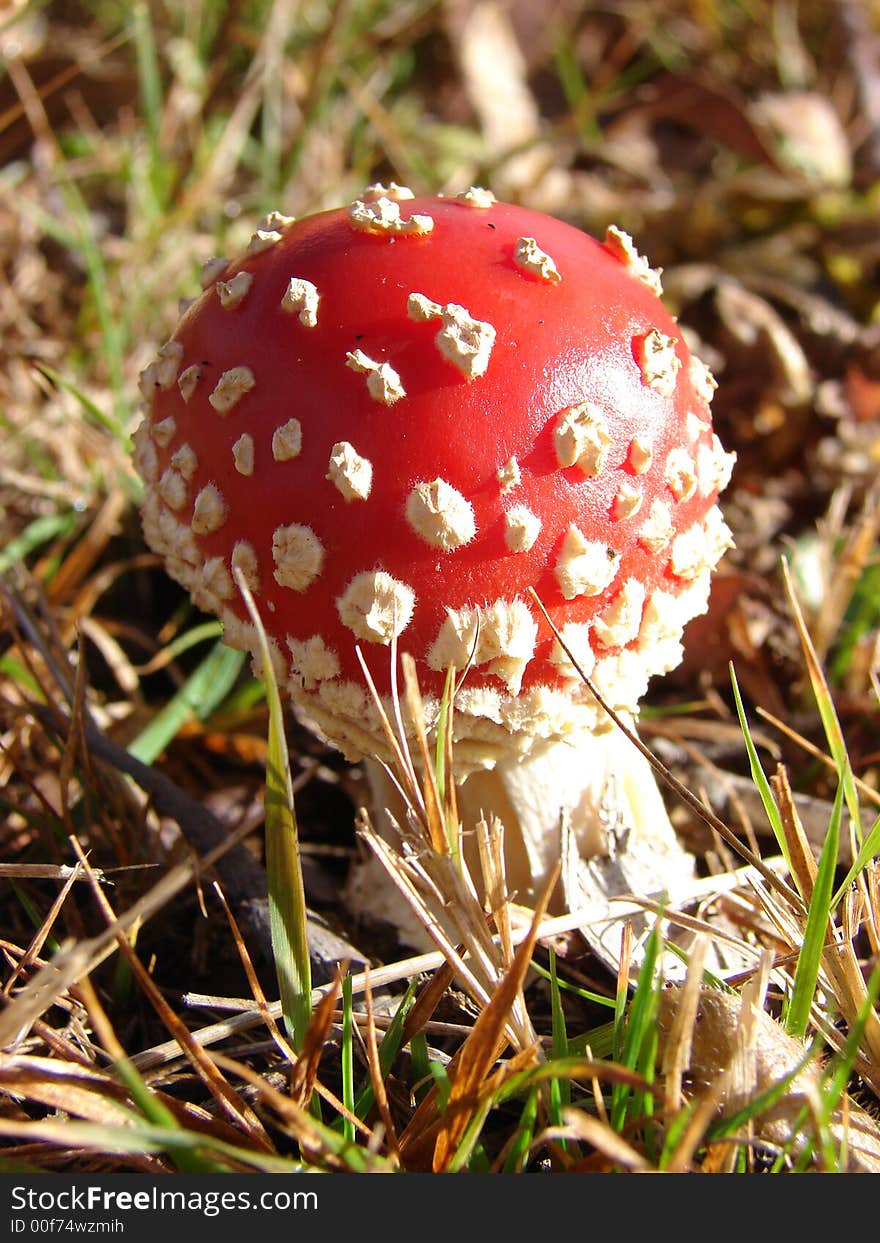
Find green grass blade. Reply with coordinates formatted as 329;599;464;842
128;639;245;764
730;663;788;863
610;920;661;1132
340;974;355;1145
784;782;842;1039
233;578;311;1051
131;1;165;214
350;978;418;1121
819;954;880;1111
263;741;311;1049
60;183;129;430
433;663;456;813
782;558;861;834
0;511;80;575
832;808;880;906
502;1086;539;1172
107;1052;222;1174
408;1031;432;1105
547;948;571;1134
0;655;43;698
528;957;616;1008
33;363;129;445
447;1097;494;1172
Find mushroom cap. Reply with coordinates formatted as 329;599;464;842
134;192;734;769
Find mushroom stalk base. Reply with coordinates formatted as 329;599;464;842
350;720;695;939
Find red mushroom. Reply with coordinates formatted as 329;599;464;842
133;186;734;915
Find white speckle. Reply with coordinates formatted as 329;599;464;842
178;365;202;402
191;484;227;534
217;271;253;309
407;293;495;378
638;499;674;554
155;508;198;565
362;182;415;201
592;578;647;649
590;648;652;711
686;411;708;442
638;577;710;678
155;341;184;389
272;418;303;461
209;366;256;414
504;505;541;552
281;277;320;327
670;526;709;579
406;292;440;323
218;613;256;657
627;436;653;473
665;447;697;501
548;622;595;681
636;328;681;397
151;416;177;447
200;558;234;602
555;526;618;600
697;435;736;496
259;211;295;231
348;197;434;237
315;679;369;725
286;635;340;692
704;506;735;565
132;420;158;483
603;226;663;296
231;541;260;592
345;349;406;404
406;479;476;550
640;589;683;651
514;236;561;284
327;442;373;501
688;353;718;405
496;457;521;493
170;443;198;479
158;468;187;511
337;570;415;644
612;481;642;521
427;599;537;693
137;362;159;402
272;523;324;591
247;228;283;255
232;433;255;476
456;186;496;208
200;257;228;288
220;613;286;685
553;402;612;476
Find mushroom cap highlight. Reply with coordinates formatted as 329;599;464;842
134;192;734;768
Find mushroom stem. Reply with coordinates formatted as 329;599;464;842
353;721;694;933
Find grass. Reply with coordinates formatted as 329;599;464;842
1;0;879;1177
